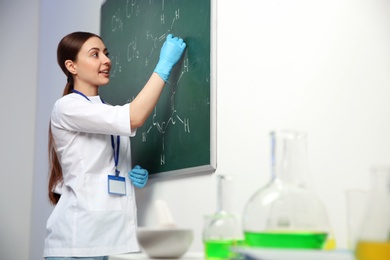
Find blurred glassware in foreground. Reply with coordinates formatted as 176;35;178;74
345;189;368;250
355;166;390;260
203;175;244;259
243;130;331;249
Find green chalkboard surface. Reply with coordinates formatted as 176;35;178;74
100;0;216;177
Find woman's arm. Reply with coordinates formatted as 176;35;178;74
129;34;186;129
129;72;165;128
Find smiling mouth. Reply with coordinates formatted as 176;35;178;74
100;70;110;76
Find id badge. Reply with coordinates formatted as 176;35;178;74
108;175;126;196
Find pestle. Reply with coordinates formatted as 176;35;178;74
155;199;177;228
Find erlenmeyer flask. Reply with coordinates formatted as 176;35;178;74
203;175;244;260
355;166;390;260
243;130;330;249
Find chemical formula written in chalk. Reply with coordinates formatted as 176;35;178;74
109;0;191;166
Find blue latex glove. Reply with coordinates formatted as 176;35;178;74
128;165;149;188
154;34;187;82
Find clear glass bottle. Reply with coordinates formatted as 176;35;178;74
242;130;331;249
203;175;244;259
355;166;390;260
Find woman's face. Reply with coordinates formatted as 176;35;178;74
72;36;111;88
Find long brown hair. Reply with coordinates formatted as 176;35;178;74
48;32;101;204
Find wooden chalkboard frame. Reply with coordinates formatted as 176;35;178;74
100;0;217;178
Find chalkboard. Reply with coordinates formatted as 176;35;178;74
100;0;216;177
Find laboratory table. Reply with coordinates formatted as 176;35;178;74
109;252;203;260
109;249;355;260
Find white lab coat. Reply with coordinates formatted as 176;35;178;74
44;93;140;257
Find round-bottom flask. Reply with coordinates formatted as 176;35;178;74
243;130;331;249
203;175;244;259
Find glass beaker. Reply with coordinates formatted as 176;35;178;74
203;175;244;260
355;166;390;260
345;189;368;250
242;130;331;249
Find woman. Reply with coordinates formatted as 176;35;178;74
44;31;186;259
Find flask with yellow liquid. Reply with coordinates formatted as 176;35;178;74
355;166;390;260
243;130;332;249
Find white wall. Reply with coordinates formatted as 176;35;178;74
2;0;390;259
0;0;39;260
215;0;390;249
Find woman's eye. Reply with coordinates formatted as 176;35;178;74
105;52;110;57
92;53;98;58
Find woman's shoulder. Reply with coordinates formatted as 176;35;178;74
54;93;89;107
52;93;91;118
56;93;83;102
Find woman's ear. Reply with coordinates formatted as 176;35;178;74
65;60;77;75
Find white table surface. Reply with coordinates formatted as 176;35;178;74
109;252;204;260
233;247;355;260
109;249;355;260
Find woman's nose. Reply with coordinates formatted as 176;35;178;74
103;53;111;65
